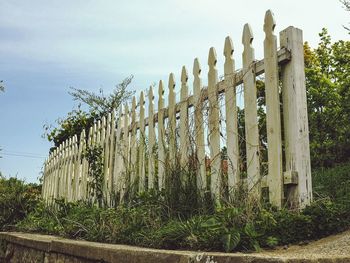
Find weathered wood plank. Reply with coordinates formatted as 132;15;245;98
120;104;130;203
130;97;137;187
224;36;240;193
193;58;207;195
158;80;166;190
242;23;260;199
180;66;189;167
139;92;146;191
264;10;283;208
208;47;221;199
103;113;112;205
108;111;116;203
113;108;124;203
168;73;176;167
148;86;156;189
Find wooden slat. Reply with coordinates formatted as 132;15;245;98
138;92;146;191
103;113;112;205
82;129;89;200
193;58;207;195
130;97;137;187
242;23;260;199
224;36;240;193
108;111;116;202
264;10;283;208
180;66;189;167
168;73;176;166
157;80;166;190
113;108;124;202
148;86;156;189
208;47;221;198
76;130;85;200
121;104;130;203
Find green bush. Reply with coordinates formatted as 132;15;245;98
0;176;41;230
312;162;350;202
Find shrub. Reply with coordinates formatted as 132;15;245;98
0;176;41;230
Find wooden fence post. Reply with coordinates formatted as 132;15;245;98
280;26;312;208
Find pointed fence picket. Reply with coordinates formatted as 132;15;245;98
148;86;156;189
180;66;189;168
224;36;240;194
138;92;146;191
193;58;207;196
157;81;166;190
42;10;312;210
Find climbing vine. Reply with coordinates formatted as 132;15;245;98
82;145;104;207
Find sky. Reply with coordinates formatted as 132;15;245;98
0;0;348;183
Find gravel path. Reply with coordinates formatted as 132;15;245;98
257;229;350;260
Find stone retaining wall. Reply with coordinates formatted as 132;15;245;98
0;232;348;263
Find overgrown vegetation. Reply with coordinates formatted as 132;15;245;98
83;145;105;207
0;176;41;231
43;76;134;149
15;162;350;252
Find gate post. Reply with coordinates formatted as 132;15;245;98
280;26;312;208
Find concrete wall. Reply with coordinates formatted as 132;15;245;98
0;232;347;263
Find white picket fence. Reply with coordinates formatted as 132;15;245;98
42;10;312;209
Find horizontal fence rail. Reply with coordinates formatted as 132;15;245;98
42;10;312;209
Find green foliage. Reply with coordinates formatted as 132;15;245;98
340;0;350;32
69;75;134;114
82;145;104;207
304;29;350;167
312;162;350;203
43;106;94;148
0;176;41;230
43;76;134;148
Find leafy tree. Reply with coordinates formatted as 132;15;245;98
304;28;350;167
340;0;350;32
43;76;134;148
